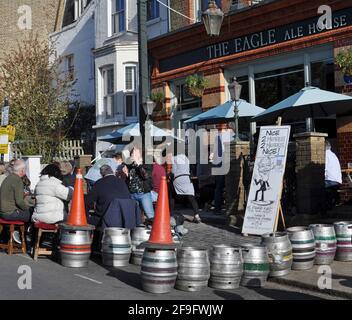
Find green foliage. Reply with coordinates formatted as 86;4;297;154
185;74;209;97
336;49;352;76
0;35;75;162
150;91;165;103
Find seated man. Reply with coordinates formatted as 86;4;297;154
0;159;32;222
86;165;131;227
325;140;342;188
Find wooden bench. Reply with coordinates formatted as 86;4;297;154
0;219;26;255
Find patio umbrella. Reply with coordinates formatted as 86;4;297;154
253;86;352;123
184;99;265;125
99;122;182;144
85;158;121;182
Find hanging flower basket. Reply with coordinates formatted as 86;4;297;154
336;49;352;84
185;75;208;98
344;74;352;85
187;86;206;98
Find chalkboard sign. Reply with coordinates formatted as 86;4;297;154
242;126;291;236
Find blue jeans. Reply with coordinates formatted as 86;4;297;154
131;192;155;219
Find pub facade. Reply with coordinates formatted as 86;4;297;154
148;0;352;168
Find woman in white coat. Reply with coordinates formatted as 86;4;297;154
32;164;73;224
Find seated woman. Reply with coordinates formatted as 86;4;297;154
32;164;73;225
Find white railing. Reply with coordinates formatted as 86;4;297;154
11;140;85;161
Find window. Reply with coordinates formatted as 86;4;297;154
236;75;249;102
74;0;90;20
147;0;160;21
125;94;137;117
175;83;201;111
112;0;126;34
66;55;75;81
125;65;138;117
255;65;305;109
102;66;115;119
125;66;137;91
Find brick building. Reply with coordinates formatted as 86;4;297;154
0;0;64;60
149;0;352;170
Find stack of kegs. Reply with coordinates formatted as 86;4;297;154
209;245;243;290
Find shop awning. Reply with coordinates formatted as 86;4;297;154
184;99;265;125
253;87;352;122
99;122;182;144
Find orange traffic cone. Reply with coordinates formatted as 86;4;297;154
147;176;174;246
66;168;88;227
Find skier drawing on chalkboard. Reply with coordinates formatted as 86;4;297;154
253;157;275;205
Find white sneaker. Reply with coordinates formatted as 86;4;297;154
12;231;21;244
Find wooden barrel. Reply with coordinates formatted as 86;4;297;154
141;249;178;294
334;221;352;262
101;228;131;267
309;224;337;265
287;227;316;270
175;247;210;292
241;244;270;287
209;245;243;290
261;232;293;277
130;227;151;266
59;226;93;268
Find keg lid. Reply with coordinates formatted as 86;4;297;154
59;223;95;231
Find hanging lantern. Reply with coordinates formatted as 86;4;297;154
202;1;225;37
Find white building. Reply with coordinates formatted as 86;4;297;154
51;0;172;157
93;0;139;156
50;0;96;107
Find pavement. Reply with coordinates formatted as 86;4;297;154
0;251;341;300
0;208;350;300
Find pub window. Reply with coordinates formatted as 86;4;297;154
311;60;335;91
112;0;126;34
175;83;201;111
237;76;249;102
312;60;336;139
255;65;305;109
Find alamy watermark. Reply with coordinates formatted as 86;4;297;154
17;265;32;290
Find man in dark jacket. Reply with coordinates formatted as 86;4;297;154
86;165;131;226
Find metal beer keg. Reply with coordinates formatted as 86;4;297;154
287;227;316;270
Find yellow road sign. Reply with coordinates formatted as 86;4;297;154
0;145;8;154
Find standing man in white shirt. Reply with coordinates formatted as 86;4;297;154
325;140;342;188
